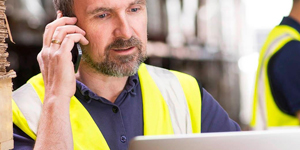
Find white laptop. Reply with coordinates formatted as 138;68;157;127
128;129;300;150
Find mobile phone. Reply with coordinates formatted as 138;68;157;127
71;43;82;73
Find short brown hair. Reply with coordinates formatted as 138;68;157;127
53;0;75;17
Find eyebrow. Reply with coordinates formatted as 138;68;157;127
87;7;112;15
131;0;146;5
87;0;146;15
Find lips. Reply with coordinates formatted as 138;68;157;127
112;47;134;51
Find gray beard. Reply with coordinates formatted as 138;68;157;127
81;48;147;77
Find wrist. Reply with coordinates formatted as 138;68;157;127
43;95;71;111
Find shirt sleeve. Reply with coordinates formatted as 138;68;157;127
13;124;35;150
268;40;300;115
201;88;241;132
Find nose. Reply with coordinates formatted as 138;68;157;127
113;14;133;39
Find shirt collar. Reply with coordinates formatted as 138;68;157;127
76;73;139;102
280;16;300;34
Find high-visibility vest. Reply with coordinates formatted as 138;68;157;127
12;63;202;150
251;25;300;129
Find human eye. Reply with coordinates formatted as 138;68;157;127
129;6;142;13
98;13;109;19
130;8;140;12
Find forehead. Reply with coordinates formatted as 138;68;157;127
76;0;146;12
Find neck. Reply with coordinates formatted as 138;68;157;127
290;3;300;24
75;64;128;103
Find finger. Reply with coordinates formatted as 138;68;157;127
58;34;89;56
50;25;86;50
37;53;45;78
61;34;89;51
48;34;88;79
50;34;88;72
43;17;77;47
37;51;49;87
56;11;63;19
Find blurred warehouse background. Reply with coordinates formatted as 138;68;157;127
6;0;293;130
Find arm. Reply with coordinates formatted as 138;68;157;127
33;11;89;150
201;88;240;132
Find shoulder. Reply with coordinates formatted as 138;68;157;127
142;64;197;82
280;40;300;55
140;64;199;88
140;64;202;98
270;40;300;71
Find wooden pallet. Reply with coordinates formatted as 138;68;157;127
0;0;15;149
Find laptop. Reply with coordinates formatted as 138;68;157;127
128;129;300;150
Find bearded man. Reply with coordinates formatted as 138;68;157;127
12;0;240;149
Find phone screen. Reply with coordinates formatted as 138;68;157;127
71;43;82;73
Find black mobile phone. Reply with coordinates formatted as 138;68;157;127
71;43;82;73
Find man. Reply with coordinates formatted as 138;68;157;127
251;0;300;129
12;0;240;149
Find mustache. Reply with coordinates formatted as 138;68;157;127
106;36;143;50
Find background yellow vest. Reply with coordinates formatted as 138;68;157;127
251;25;300;128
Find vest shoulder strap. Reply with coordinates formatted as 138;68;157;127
138;63;201;134
12;83;40;140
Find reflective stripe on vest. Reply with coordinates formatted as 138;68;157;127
13;63;201;149
251;25;300;129
144;64;192;134
12;84;42;135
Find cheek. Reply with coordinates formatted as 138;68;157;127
87;24;109;43
134;18;148;44
85;23;115;48
84;30;109;59
141;17;148;40
141;24;148;47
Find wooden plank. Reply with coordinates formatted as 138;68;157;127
0;140;13;150
0;0;14;149
0;78;13;143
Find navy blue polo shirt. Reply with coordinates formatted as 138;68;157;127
268;16;300;115
13;73;240;150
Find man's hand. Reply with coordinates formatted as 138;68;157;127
37;12;88;100
34;11;89;150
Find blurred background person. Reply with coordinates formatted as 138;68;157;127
251;0;300;130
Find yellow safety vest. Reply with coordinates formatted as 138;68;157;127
251;25;300;129
12;63;202;150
